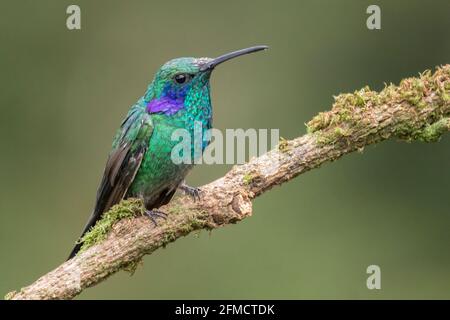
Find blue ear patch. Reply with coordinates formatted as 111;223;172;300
146;96;185;115
146;84;188;115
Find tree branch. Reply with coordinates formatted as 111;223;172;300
6;65;450;300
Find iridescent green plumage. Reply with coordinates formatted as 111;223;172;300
68;46;268;259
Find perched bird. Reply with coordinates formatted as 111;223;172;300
68;46;268;259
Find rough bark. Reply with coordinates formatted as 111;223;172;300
5;65;450;300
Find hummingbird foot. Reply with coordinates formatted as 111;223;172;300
144;209;167;226
179;183;202;201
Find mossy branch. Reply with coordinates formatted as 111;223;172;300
6;65;450;300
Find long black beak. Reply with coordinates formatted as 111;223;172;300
200;45;269;71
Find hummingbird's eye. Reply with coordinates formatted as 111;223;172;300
173;73;193;84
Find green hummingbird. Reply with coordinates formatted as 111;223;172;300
68;46;268;259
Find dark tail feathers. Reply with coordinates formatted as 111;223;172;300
67;212;100;260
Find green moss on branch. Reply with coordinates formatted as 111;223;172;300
79;199;145;254
306;65;450;146
412;117;450;142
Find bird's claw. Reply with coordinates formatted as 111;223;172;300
144;209;167;226
179;184;202;202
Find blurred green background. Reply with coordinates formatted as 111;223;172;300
1;0;449;299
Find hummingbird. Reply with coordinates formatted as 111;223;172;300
68;46;268;259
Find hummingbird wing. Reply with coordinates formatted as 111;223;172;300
68;106;153;259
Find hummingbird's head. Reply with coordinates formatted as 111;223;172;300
144;46;268;115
